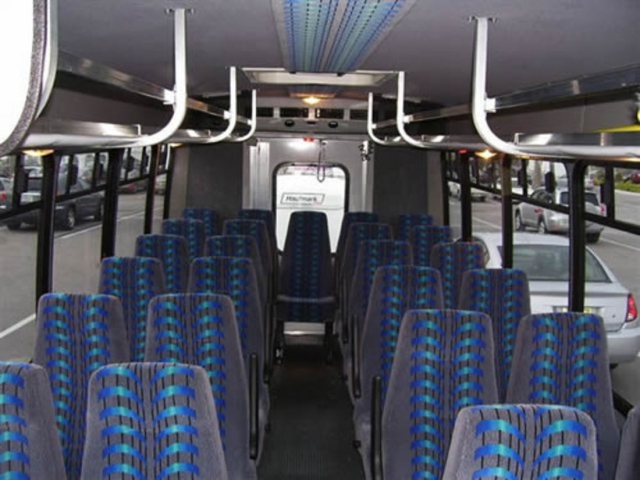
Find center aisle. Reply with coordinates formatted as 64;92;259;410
258;336;365;479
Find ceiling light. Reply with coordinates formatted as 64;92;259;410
242;68;396;87
303;96;321;106
22;149;54;157
476;149;496;160
168;143;183;148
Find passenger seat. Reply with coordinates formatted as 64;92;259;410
135;234;190;292
183;207;220;237
430;242;484;308
396;213;433;241
162;218;206;260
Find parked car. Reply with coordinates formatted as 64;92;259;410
447;181;488;202
514;187;604;243
622;170;640;184
0;177;13;213
5;178;103;231
118;179;148;194
473;232;640;365
155;174;167;195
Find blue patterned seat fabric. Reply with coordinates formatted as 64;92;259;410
223;219;272;280
353;266;443;476
135;234;190;293
99;257;166;361
145;294;257;479
382;309;499;480
162;218;206;261
397;213;433;241
278;211;335;323
430;242;484;308
81;363;229;480
335;212;379;282
34;293;129;479
238;209;277;264
458;268;531;400
205;235;267;309
409;225;452;267
506;312;620;479
442;404;599;479
0;362;66;480
182;207;220;237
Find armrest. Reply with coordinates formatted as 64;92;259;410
371;375;383;480
249;353;259;460
352;314;361;398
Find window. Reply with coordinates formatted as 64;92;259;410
274;163;348;251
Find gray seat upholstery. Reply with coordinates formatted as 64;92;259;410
397;213;433;241
183;207;220;237
99;256;166;361
278;211;335;323
162;218;206;260
34;293;129;479
616;405;640;480
382;309;499;480
506;312;620;479
81;362;229;480
335;212;380;285
343;240;413;374
238;209;277;267
135;234;190;293
409;225;452;267
430;241;484;308
442;404;599;480
205;235;267;309
223;219;272;280
458;268;531;400
188;257;269;421
145;294;258;479
0;362;66;480
353;266;443;470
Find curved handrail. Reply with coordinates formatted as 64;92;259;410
367;93;397;146
230;89;257;142
471;16;640;160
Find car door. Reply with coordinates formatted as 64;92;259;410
70;180;94;217
520;189;542;226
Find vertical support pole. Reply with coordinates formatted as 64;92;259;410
603;166;615;220
144;145;161;234
459;152;472;241
163;147;175;220
501;155;513;268
569;161;586;312
12;154;24;209
35;154;60;306
440;152;450;226
521;158;529;197
101;149;123;259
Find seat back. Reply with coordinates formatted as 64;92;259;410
239;209;276;259
506;312;619;479
135;234;190;293
430;242;484;308
459;268;531;400
188;257;264;375
81;363;229;480
348;240;413;328
409;225;452;267
355;266;443;424
205;235;267;308
397;213;433;241
278;211;334;322
183;207;220;237
382;309;499;480
340;222;392;290
34;293;129;479
162;218;206;260
442;404;599;479
0;362;66;480
145;294;256;480
617;405;640;480
336;212;379;278
99;256;166;360
223;219;272;277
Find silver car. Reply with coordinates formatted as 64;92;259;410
514;188;604;243
472;232;640;365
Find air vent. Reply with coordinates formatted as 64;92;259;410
315;109;344;120
256;107;274;118
280;108;309;118
350;109;367;121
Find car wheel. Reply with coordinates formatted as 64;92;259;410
537;218;548;234
515;212;525;231
6;221;21;231
586;232;601;243
60;207;76;231
94;201;103;221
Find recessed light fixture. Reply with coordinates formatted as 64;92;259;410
22;149;54;157
476;149;496;160
302;96;321;106
242;68;397;87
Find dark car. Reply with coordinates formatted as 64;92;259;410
0;177;13;214
5;178;103;231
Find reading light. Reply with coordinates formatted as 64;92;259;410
22;149;54;157
476;149;496;160
303;96;321;106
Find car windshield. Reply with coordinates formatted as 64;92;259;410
558;191;599;206
499;244;610;282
